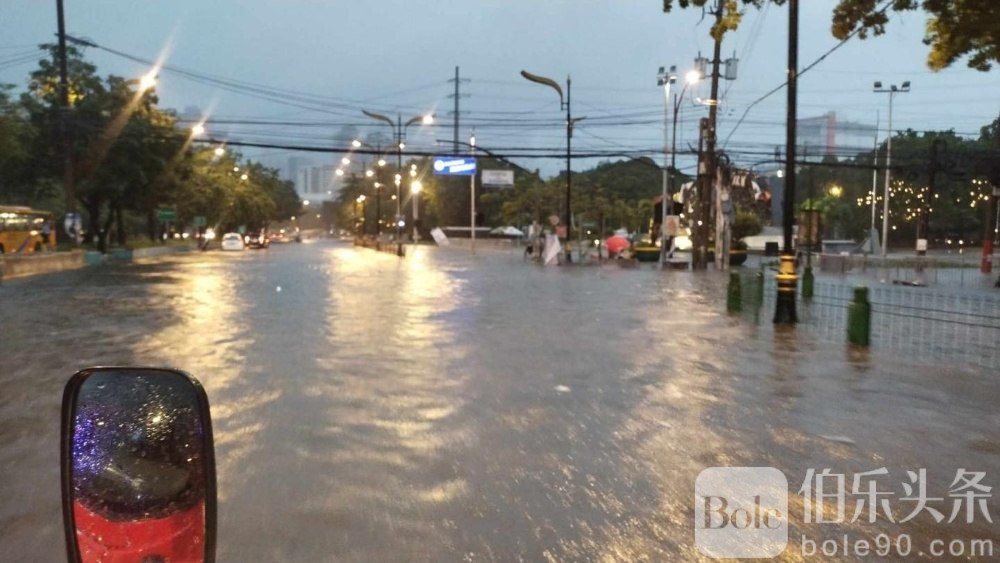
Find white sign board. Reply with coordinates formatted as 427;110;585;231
916;238;928;252
481;169;514;187
430;227;450;246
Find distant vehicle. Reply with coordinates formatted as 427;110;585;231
244;231;270;249
0;205;54;254
221;233;244;251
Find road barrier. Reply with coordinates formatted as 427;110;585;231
0;251;86;280
816;252;1000;288
735;271;1000;368
354;237;405;257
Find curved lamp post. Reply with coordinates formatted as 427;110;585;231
521;70;584;263
362;110;434;240
656;66;701;266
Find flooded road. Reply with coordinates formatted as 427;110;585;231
1;240;997;561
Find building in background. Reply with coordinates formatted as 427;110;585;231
294;165;340;203
798;112;878;161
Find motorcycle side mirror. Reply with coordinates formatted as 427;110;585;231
61;367;217;563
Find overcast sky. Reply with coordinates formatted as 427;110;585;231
4;0;1000;177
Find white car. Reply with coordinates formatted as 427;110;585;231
220;232;245;251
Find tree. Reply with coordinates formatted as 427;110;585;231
663;0;1000;71
0;84;41;205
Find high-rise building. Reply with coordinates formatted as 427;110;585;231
295;165;340;202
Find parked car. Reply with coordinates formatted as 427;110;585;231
245;231;270;249
221;232;245;251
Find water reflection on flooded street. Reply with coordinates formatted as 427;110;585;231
1;240;997;561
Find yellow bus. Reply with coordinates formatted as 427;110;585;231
0;205;55;254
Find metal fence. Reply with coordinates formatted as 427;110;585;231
814;252;1000;289
737;271;1000;370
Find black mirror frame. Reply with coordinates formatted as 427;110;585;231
60;367;217;563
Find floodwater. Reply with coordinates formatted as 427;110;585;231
1;240;997;561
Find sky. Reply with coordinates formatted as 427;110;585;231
4;0;1000;180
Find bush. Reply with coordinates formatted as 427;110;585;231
732;210;763;241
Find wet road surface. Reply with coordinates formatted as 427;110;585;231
1;240;998;561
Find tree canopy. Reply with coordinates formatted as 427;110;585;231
0;45;301;249
663;0;1000;71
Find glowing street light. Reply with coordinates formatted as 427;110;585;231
828;184;843;198
335;169;345;177
341;157;351;165
411;180;423;194
191;123;206;137
213;147;225;157
656;64;702;267
138;71;157;92
361;109;435;238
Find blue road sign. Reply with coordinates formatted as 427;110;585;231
432;156;477;176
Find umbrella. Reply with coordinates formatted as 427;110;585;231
502;226;524;236
605;235;630;256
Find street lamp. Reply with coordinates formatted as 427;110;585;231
410;171;422;242
213;146;225;157
355;194;367;235
362;110;434;240
350;139;388;236
874;80;911;258
656;64;701;266
470;130;477;254
521;70;584;263
138;71;157;92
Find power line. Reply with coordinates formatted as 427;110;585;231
721;0;894;149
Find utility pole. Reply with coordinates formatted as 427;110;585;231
774;0;799;324
56;0;77;236
692;2;724;270
983;114;1000;274
447;67;470;153
870;111;879;243
920;139;944;255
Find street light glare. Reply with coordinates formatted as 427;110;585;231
352;139;362;148
685;70;701;85
365;170;374;177
213;147;225;157
378;158;386;167
422;114;434;125
341;157;351;165
335;169;345;176
411;180;423;194
191;124;206;137
138;72;157;91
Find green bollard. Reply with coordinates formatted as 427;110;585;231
727;272;742;314
847;286;871;346
802;265;815;300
